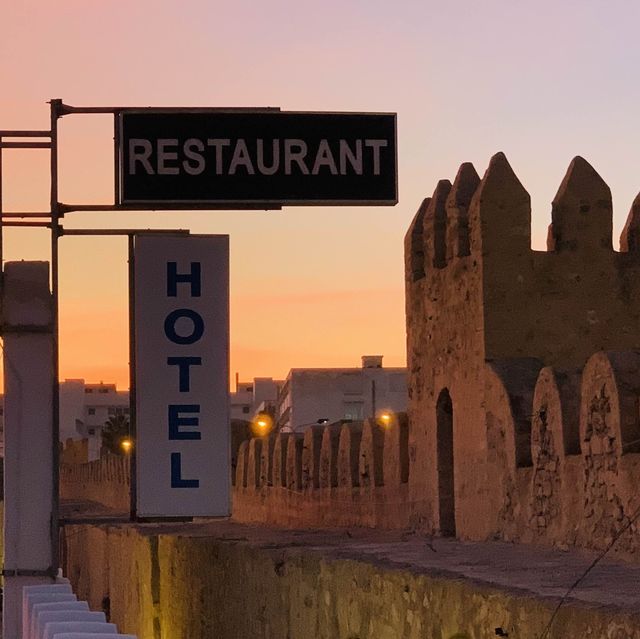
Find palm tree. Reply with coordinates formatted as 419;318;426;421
101;414;130;456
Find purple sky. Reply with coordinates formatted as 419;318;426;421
2;0;640;385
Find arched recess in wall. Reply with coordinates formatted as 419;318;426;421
436;388;456;537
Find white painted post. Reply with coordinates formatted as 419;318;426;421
2;261;56;639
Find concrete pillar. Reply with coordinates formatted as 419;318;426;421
2;261;55;639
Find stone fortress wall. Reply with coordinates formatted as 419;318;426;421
403;152;640;559
61;152;640;560
61;454;130;512
232;416;410;529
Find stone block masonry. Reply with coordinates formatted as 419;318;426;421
60;454;129;513
404;153;640;557
61;520;640;639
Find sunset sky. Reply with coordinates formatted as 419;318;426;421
3;1;640;388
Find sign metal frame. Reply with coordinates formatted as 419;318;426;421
116;107;398;208
133;233;231;518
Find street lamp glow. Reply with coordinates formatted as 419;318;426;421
251;413;274;437
120;437;133;453
378;411;393;428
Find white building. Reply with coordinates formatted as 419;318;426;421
0;379;129;461
276;355;407;432
230;377;282;421
59;379;129;460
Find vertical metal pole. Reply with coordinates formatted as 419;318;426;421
371;379;376;421
50;99;61;574
0;135;4;274
128;233;137;520
113;112;121;206
0;136;3;468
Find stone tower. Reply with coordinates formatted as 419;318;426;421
404;153;640;537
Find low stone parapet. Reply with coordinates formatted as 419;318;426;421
233;415;411;529
62;519;640;639
60;455;130;513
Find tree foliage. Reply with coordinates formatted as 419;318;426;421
101;414;130;456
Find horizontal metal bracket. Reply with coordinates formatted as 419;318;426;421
134;516;194;524
1;324;54;334
0;141;51;149
0;130;52;138
2;567;56;577
59;516;131;525
61;228;190;237
58;202;282;213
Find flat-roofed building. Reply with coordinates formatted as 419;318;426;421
60;379;129;460
276;355;407;432
230;377;283;421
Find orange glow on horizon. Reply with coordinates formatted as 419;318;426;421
4;1;640;390
54;285;407;389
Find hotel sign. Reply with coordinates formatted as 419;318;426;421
135;234;230;518
119;110;397;206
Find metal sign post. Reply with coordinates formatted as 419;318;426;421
0;114;57;639
0;100;399;634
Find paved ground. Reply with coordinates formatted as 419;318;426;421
61;500;640;615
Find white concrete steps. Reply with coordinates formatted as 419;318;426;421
43;635;136;639
22;582;136;639
42;623;117;639
29;603;90;639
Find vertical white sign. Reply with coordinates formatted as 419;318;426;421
135;234;230;517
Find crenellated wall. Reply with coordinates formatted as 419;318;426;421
232;415;413;529
59;153;640;561
60;454;130;513
481;352;640;559
403;152;640;557
60;438;89;464
231;352;640;559
60;349;640;558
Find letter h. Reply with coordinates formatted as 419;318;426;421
167;261;201;297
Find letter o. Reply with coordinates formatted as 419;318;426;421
164;308;205;345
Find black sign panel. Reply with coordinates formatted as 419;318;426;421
118;110;397;206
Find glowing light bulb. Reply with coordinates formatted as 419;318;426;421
251;413;273;437
379;412;393;428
